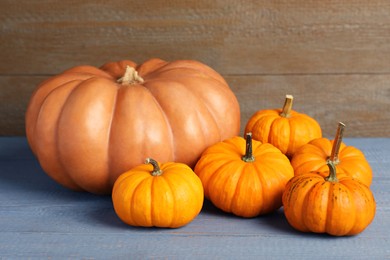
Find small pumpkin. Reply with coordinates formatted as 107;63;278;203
282;160;376;236
112;158;204;228
291;122;372;186
244;95;322;158
25;58;240;194
194;133;294;218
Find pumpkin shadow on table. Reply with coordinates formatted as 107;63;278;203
200;199;295;232
0;157;90;202
258;207;349;239
200;199;339;238
80;197;351;238
258;208;295;233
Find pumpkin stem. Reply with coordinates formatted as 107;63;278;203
280;94;293;118
117;65;144;85
328;122;346;165
325;160;339;182
145;158;163;176
242;133;255;162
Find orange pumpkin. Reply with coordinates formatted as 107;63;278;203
112;158;204;228
291;122;372;186
25;58;240;194
244;95;322;158
194;133;294;218
283;160;376;236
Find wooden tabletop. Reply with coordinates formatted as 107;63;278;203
1;137;389;259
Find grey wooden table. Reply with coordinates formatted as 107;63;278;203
1;137;389;259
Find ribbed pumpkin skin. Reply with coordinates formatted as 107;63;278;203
245;109;322;158
112;161;204;228
25;58;240;194
282;172;376;236
291;138;372;186
194;136;294;218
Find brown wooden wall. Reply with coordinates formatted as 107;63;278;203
1;0;390;137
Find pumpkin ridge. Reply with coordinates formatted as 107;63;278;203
53;80;86;190
160;168;201;228
190;84;224;144
302;180;328;233
150;176;157;227
134;58;168;77
283;177;298;208
195;152;232;193
114;171;148;226
156;175;176;228
286;117;298;156
253;160;284;214
291;175;320;232
30;74;98;111
294;159;328;176
56;77;117;193
131;176;153;227
250;162;267;215
230;163;251;216
146;76;236;143
28;78;84;152
268;117;290;155
302;142;330;157
223;137;246;156
35;79;84;191
342;179;375;235
142;80;197;164
291;149;324;164
207;160;242;212
106;83;119;187
340;181;359;235
325;182;339;234
219;162;246;214
248;113;279;141
112;172;138;223
32;79;82;140
202;159;237;199
289;116;315;155
339;146;363;158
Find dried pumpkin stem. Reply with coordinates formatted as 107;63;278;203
145;158;163;176
242;133;255;162
280;94;294;118
117;65;144;85
325;160;339;182
329;122;346;164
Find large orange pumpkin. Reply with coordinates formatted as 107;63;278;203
25;58;240;194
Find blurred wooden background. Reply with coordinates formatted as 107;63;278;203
1;0;389;137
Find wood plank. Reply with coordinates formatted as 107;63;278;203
1;74;389;137
228;74;390;138
1;1;390;75
0;76;43;136
0;137;389;258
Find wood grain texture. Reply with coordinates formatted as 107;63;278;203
0;137;389;259
1;0;390;74
1;1;390;136
228;74;390;137
1;74;389;137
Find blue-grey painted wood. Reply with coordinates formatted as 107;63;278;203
1;137;389;259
